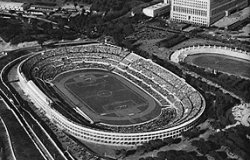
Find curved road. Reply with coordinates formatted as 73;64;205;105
0;47;70;160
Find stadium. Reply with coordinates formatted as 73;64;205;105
170;45;250;79
17;43;205;146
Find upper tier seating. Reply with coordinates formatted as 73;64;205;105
20;44;203;133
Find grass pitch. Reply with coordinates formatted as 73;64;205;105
53;69;161;126
185;53;250;78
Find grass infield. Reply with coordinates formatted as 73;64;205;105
184;53;250;78
52;69;162;126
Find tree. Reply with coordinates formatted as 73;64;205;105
149;139;164;150
162;137;174;145
136;145;146;154
157;151;167;159
145;157;154;160
192;139;212;155
9;10;16;14
172;138;182;144
197;156;208;160
208;151;224;160
37;38;46;47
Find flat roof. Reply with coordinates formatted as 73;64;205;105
0;1;24;6
144;3;169;10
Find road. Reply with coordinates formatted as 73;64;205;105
0;92;46;160
0;47;70;160
0;108;16;160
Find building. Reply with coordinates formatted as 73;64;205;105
164;0;170;4
170;0;248;26
18;44;205;147
143;3;170;17
210;0;248;24
0;1;24;12
28;2;59;14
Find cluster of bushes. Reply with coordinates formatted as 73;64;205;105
185;73;240;129
1;0;153;45
129;120;249;160
64;0;93;4
115;138;182;158
208;125;250;160
91;0;153;12
0;18;25;43
67;11;142;44
182;63;250;102
140;150;207;160
56;0;154;44
157;34;189;48
0;16;77;45
192;138;221;155
181;128;208;140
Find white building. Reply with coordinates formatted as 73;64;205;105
18;44;206;147
164;0;170;4
209;0;248;24
0;1;24;12
170;0;248;26
143;3;170;17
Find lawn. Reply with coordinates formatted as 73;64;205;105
53;69;161;125
184;53;250;78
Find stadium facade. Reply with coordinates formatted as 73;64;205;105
18;43;205;146
170;0;248;26
0;1;24;11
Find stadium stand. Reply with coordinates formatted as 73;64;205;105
18;43;205;146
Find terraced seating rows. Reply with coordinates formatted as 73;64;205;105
20;44;203;134
127;55;202;125
100;108;176;133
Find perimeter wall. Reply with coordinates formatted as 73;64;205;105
17;49;205;147
171;45;250;63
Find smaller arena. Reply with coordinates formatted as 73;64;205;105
171;45;250;79
184;53;250;78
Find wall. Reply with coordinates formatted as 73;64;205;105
17;50;205;147
171;45;250;63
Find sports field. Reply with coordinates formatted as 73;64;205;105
185;53;250;78
52;69;161;126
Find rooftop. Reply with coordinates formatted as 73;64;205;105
145;3;170;10
0;1;24;7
